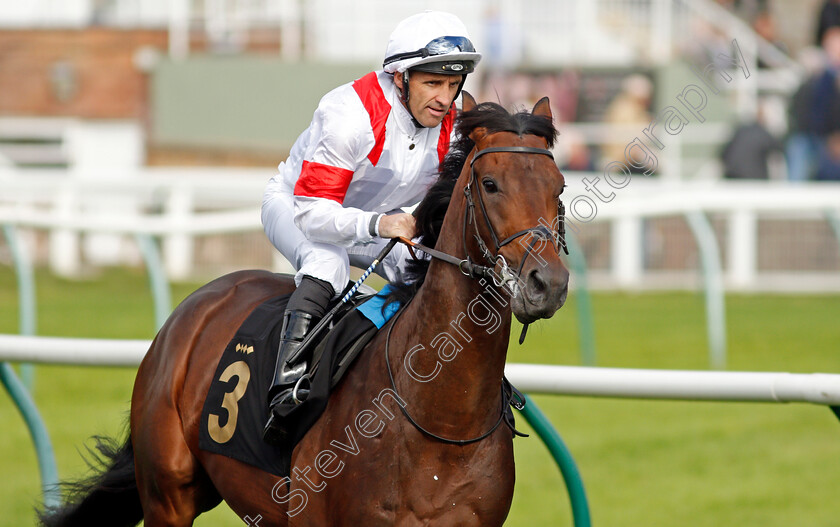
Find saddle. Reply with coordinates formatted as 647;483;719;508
198;280;384;477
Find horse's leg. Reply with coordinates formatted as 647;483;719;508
132;314;223;525
132;271;295;526
133;411;220;526
132;330;222;526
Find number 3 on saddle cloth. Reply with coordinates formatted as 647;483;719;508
198;284;398;477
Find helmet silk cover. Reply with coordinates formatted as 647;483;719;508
383;11;482;74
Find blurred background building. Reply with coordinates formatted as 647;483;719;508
2;0;839;291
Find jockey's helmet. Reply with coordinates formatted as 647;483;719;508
382;11;481;124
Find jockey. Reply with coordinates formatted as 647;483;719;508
261;10;481;443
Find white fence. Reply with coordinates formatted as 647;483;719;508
565;176;840;291
3;169;840;291
0;168;276;279
1;334;839;406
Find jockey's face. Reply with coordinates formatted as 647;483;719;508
397;71;462;128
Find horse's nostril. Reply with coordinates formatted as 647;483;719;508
527;269;548;298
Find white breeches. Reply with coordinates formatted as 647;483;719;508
262;191;414;296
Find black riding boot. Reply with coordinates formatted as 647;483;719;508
267;310;315;403
262;310;315;445
263;275;333;445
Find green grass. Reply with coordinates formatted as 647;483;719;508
1;268;839;525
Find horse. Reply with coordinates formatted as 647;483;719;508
40;93;569;526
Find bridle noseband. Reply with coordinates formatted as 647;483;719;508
403;144;568;296
463;145;568;296
466;146;556;255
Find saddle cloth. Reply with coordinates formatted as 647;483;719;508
198;287;395;477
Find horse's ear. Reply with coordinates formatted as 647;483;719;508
461;91;477;112
469;126;488;144
532;97;553;120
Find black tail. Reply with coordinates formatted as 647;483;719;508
38;434;143;527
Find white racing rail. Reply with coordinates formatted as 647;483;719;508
2;334;839;406
505;363;840;406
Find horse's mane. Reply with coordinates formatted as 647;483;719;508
384;101;557;308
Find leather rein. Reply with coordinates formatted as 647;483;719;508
401;145;567;295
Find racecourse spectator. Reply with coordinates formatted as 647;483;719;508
602;74;654;173
815;133;840;180
810;28;840;138
752;11;788;68
816;0;840;47
786;47;826;181
721;103;784;180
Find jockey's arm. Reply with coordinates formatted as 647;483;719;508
293;197;417;246
293;195;378;247
289;89;422;245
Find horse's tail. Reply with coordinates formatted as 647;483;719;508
38;434;143;527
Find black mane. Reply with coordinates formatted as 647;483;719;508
384;101;557;308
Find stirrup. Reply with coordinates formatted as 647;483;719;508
291;374;311;405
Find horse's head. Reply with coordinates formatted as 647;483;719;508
457;93;570;324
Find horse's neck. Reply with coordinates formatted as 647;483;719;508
390;208;512;434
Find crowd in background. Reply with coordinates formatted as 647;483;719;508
676;0;840;181
475;0;840;182
721;0;840;181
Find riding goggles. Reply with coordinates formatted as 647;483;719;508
383;35;477;67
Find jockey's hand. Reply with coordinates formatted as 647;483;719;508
378;213;417;239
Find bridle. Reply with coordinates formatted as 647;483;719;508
385;143;566;445
402;144;568;298
463;145;568;295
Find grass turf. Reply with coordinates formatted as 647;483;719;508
1;267;839;525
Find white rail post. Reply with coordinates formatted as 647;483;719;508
163;185;194;280
612;215;643;288
279;0;302;61
727;209;757;290
168;0;190;61
48;187;81;278
650;0;672;63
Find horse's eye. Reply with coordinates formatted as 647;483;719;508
482;178;499;194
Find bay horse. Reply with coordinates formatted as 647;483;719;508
40;94;569;526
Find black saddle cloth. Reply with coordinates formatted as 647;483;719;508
198;292;378;477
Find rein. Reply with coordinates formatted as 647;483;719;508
402;145;563;288
383;304;518;445
398;236;494;279
401;144;565;344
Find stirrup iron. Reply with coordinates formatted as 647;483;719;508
291;374;311;405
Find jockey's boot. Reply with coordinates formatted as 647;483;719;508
262;309;316;445
263;275;333;445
